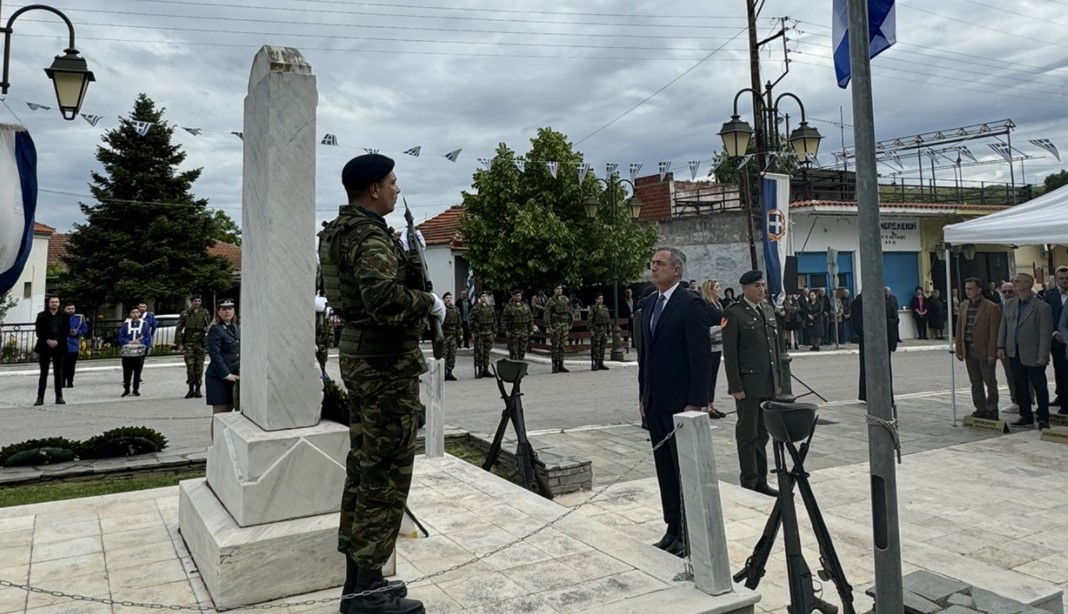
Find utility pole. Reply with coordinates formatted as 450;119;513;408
746;0;765;171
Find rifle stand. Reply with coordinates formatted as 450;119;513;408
733;402;854;614
482;359;553;498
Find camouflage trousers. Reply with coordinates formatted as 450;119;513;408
507;331;529;360
337;357;421;569
442;331;458;371
549;322;570;363
590;328;608;363
183;344;206;386
474;332;494;369
316;325;332;372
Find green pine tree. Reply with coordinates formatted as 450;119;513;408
458;127;655;294
58;94;234;309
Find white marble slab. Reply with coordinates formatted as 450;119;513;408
422;358;445;458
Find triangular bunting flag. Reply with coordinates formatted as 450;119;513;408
513;159;525;173
578;162;591;184
182;127;202;136
321;133;338;146
231;131;243;140
403;146;421;157
546;161;558;178
737;154;754;171
81;114;103;127
131;121;152;136
1030;138;1060;161
956;146;977;163
628;162;642;182
477;157;491;170
688;160;701;180
26;102;50;111
363;148;379;154
657;161;671;182
988;143;1011;162
443;148;461;162
605;163;618;177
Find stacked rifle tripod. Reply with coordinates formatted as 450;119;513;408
481;359;553;498
733;400;855;614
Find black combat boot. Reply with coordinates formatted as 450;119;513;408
598;361;610;371
348;567;423;614
341;558;409;612
551;361;559;374
591;362;598;371
184;385;195;399
193;385;203;398
445;369;457;381
55;395;65;404
558;362;569;373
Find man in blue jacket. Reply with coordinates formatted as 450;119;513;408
63;302;88;388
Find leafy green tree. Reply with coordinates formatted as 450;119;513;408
1043;170;1068;194
58;94;233;309
0;293;17;323
209;209;242;246
458;128;656;294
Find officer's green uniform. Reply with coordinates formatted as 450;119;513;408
588;302;612;370
315;309;332;377
470;301;496;377
501;298;534;360
722;294;781;490
176;306;212;397
441;302;460;379
544;294;573;373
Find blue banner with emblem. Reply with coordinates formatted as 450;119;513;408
0;124;38;296
761;173;791;303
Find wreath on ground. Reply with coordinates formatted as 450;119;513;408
0;427;169;468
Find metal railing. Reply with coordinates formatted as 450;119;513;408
0;320;180;364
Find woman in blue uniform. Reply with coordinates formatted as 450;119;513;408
205;298;240;439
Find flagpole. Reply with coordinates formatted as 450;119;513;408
845;0;904;611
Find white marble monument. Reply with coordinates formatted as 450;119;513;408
179;46;351;610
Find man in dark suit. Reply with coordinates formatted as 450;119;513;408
1045;266;1068;407
722;271;781;497
997;272;1052;429
637;247;711;558
852;290;898;404
34;295;70;406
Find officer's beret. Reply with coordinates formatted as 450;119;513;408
595;293;604;299
189;293;202;300
218;298;235;308
442;292;452;299
739;270;764;286
342;154;395;191
512;288;523;295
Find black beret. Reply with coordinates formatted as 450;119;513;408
189;293;202;300
739;270;764;285
512;288;523;295
342;154;395;191
595;293;604;298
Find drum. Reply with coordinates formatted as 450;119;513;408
120;343;147;358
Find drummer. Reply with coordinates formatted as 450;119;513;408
118;306;153;397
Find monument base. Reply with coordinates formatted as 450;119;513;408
962;415;1010;433
180;477;345;610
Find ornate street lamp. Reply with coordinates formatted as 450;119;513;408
2;3;95;120
584;176;643;362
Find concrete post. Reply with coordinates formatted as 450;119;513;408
675;411;733;596
422;358;445;458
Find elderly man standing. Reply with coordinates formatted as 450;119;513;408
955;278;1001;419
997;273;1052;429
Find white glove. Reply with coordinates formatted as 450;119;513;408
430;293;446;323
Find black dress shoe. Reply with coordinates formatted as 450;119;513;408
1058;407;1068;415
55;397;65;405
1038;421;1051;430
747;483;778;497
122;391;130;398
33;398;44;406
1010;417;1035;427
653;533;675;550
132;390;141;397
665;538;688;558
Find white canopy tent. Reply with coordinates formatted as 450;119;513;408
940;184;1068;423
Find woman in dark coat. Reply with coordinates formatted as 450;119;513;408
926;289;946;339
700;279;727;419
205;298;240;439
805;292;825;350
782;294;804;349
909;287;929;340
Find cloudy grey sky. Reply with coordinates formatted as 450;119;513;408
3;0;1068;234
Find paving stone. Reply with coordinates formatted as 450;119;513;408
946;591;974;607
903;570;972;603
970;587;1031;614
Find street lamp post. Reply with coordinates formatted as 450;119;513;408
583;176;643;363
1;2;95;120
719;84;823;400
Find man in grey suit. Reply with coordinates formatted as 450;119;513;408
997;272;1052;429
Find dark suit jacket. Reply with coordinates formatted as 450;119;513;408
35;310;70;354
207;322;241;379
851;294;899;352
1046;290;1067;337
637;286;711;414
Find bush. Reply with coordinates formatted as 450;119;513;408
3;447;76;468
77;427;168;459
0;437;81;464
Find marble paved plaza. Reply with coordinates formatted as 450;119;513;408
1;425;1066;613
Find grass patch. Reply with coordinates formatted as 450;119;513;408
0;469;205;508
445;441;524;486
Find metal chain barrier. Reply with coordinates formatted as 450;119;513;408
0;424;683;611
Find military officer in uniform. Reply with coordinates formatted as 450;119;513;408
545;284;573;373
588;293;612;370
501;288;534;360
470;291;496;378
441;292;460;381
319;153;444;614
315;292;332;380
722;270;782;497
176;294;212;399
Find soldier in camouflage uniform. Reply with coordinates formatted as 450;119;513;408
315;293;332;380
544;284;573;373
319;154;444;614
470;291;496;378
175;294;212;398
441;292;460;381
588;293;612;371
501;288;533;360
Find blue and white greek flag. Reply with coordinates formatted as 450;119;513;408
761;173;790;304
833;0;896;88
465;267;475;302
0;124;38;296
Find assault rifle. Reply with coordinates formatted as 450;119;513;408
403;197;444;359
